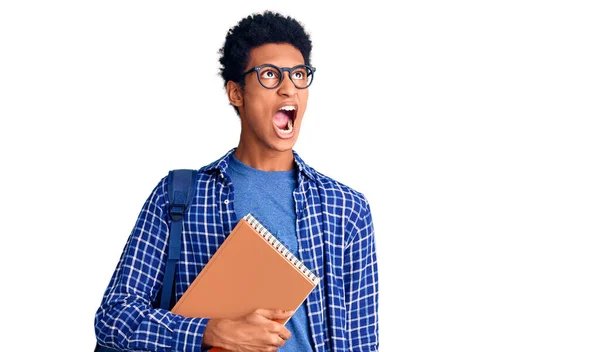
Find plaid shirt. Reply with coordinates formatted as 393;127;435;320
95;148;379;351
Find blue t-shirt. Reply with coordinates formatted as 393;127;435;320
228;154;313;352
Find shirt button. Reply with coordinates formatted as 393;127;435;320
224;200;229;205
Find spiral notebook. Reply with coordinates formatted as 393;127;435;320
170;213;320;349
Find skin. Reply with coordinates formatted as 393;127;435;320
228;43;309;172
201;43;310;351
203;309;294;351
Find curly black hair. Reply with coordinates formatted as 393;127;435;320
218;10;312;113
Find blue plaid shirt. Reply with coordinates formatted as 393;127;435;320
95;148;379;351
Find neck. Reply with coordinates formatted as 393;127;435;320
234;142;294;171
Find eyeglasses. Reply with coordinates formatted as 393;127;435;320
243;64;316;89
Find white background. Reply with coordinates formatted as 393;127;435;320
1;1;599;351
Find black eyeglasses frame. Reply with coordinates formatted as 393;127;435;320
243;64;316;89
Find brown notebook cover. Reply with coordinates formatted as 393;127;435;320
171;213;320;349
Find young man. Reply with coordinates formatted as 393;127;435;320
95;11;378;352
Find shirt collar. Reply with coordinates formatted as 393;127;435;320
201;148;317;182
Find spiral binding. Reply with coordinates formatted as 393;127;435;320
244;213;320;285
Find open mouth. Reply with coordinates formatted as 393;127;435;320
273;105;297;135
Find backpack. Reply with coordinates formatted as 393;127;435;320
94;169;197;352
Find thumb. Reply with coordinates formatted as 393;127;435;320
254;308;294;320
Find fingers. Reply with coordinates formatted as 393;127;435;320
266;321;291;342
248;309;293;349
254;308;294;321
278;326;292;341
269;334;286;347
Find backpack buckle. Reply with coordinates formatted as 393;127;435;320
169;204;186;221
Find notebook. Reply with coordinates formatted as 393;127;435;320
170;213;320;350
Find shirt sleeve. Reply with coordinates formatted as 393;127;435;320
344;198;379;351
94;177;211;351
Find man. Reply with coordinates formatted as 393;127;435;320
95;10;378;352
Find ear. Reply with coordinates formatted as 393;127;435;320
226;81;244;108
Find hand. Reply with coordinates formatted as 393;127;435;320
202;308;294;352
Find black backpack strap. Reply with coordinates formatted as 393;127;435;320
161;169;198;310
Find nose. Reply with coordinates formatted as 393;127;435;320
277;72;297;97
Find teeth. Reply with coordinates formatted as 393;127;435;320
276;106;295;135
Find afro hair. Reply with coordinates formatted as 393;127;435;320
218;10;313;111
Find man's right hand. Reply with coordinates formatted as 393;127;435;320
202;308;294;352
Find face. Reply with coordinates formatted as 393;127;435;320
228;43;309;154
